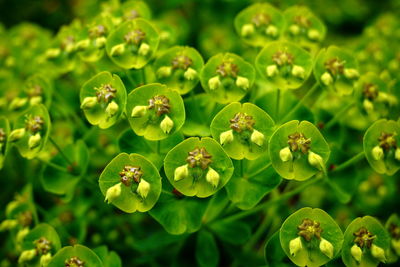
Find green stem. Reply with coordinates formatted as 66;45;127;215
141;68;147;85
275;89;281;121
280;83;319;123
125;70;136;88
324;101;355;129
37;158;69;173
332;151;365;172
247;162;272;178
156;140;161;154
48;137;73;166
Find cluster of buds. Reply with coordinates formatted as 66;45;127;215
65;256;85;267
157;54;198;81
320;57;359;87
389;223;400;256
105;165;151;203
75;24;108;51
18;237;53;266
131;95;174;134
174;147;220;188
208;61;250;91
25;84;44;105
81;84;119;119
289;218;334;259
288;15;321;41
266;50;306;80
110;28;150;57
371;132;400;162
219;112;265;147
279;132;324;170
241;12;279;39
350;227;386;263
9;114;45;149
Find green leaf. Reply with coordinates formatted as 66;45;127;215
0;117;10;169
196;230;219;267
93;246;122;267
209;220;251;245
48;244;103;267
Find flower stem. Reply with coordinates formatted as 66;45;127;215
48;137;73;166
37;158;69;173
156;140;161;154
275;89;281;121
332;151;365;172
324;101;355;129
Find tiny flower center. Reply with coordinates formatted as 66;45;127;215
124;29;146;45
18;211;32;227
25;115;44;133
124;9;140;20
229;112;255;133
34;237;52;255
363;83;379;101
65;256;85;267
389;223;400;240
186;147;212;170
95;84;116;103
297;218;322;242
26;84;43;98
171;54;192;70
119;165;143;186
324;57;345;75
294;15;311;28
0;128;5;143
272;50;294;66
378;132;397;151
251;13;271;27
148;95;170;116
353;227;375;249
216;61;239;78
288;132;311;154
89;25;106;38
61;36;75;50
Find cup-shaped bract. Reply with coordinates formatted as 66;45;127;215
164;137;234;198
48;245;103;267
0;117;10;169
385;214;400;260
23;74;53;108
106;18;159;69
342;216;390;267
255;41;313;90
234;3;285;47
210;102;274;160
80;71;127;129
363;119;400;175
126;83;185;140
282;6;326;52
120;0;152;21
200;53;255;104
280;207;344;267
10;104;51;159
153;46;204;95
314;46;359;96
99;153;162;213
269;120;330;181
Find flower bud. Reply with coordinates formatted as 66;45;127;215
174;164;189;181
160;115;174;134
377;186;387;197
131;105;148;117
110;44;125;56
319;238;334;259
40;253;52;267
9;97;28;110
266;25;278;37
104;183;122;204
160;31;171;41
350;244;363;263
289;237;303;256
106;101;119;118
291;65;305;79
308;151;324;170
206;167;220;188
220;130;234;145
137;179;150;199
28;133;41;149
64;43;75;53
81;96;97;109
208;76;221;90
9;128;26;142
75;39;90;51
266;65;279;77
391;239;400;256
321;72;333;86
241;24;255;37
395;148;400;161
279;147;293;162
45;48;61;59
307;29;320;41
371;244;386;263
16;227;30;243
235;76;250;90
372;145;384;161
184;68;197;81
95;37;107;48
157;66;172;78
0;219;18;231
363;99;374;113
251;129;264;146
343;68;359;79
18;249;37;263
30;96;43;105
289;24;300;35
138;42;150;56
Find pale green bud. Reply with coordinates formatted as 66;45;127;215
9;128;26;142
291;65;305;79
391;239;400;256
28;133;41;149
363;99;374;113
395;148;400;161
95;37;107;48
184;68;198;81
110;43;125;56
18;249;37;263
307;29;321;41
45;48;60;59
371;244;386;263
289;237;303;256
0;219;18;231
81;96;98;109
319;238;334;259
266;25;278;37
5;200;20;215
241;24;255;37
279;147;293;162
138;42;150;56
251;129;264;146
29;96;43;105
106;101;119;118
40;253;52;267
137;179;150;199
208;76;221;90
235;76;250;90
343;68;359;79
9;97;28;110
220;130;234;145
16;227;30;243
377;186;387;197
64;43;75;53
289;24;300;35
75;39;90;51
308;151;324;170
160;115;174;134
160;31;171;41
131;105;148;117
321;72;333;86
174;164;189;181
372;145;384;161
105;183;122;204
157;66;172;78
266;65;279;77
350;244;363;263
206;167;220;188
